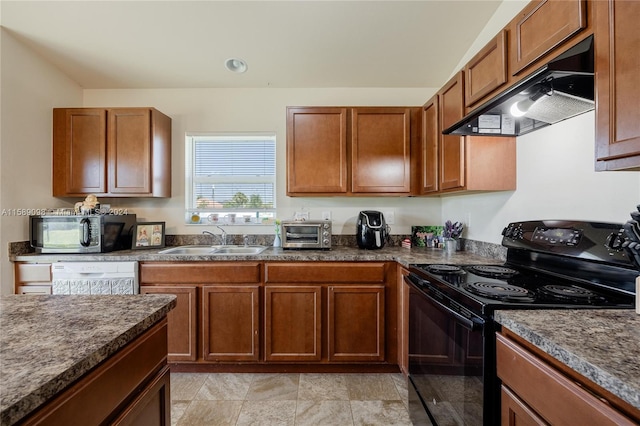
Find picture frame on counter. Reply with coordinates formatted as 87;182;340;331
132;222;165;249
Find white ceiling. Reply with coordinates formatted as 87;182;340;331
1;0;505;89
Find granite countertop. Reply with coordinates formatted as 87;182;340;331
495;309;640;412
11;245;503;267
0;294;177;426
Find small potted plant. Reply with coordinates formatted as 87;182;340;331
443;220;464;253
273;219;282;247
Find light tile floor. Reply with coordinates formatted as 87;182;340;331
171;372;413;425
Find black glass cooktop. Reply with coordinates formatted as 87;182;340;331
409;263;635;314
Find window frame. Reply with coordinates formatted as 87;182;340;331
185;132;276;225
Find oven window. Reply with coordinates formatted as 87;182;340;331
409;286;485;425
284;225;319;243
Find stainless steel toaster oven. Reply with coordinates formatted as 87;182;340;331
281;220;332;250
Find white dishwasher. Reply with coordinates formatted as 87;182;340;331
51;262;139;295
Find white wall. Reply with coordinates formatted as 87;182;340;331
442;111;640;243
0;28;83;295
82;88;443;236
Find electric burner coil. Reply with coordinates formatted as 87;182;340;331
424;264;464;274
464;281;534;302
466;265;519;279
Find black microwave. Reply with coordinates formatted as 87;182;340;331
30;214;137;253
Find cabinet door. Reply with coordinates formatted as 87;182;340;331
351;108;412;194
420;96;439;194
595;0;640;171
510;0;587;75
286;107;348;194
202;285;259;362
439;71;466;192
264;285;322;362
112;366;171;426
53;108;107;196
501;385;549;426
328;285;385;362
464;30;508;108
141;286;197;362
108;108;152;195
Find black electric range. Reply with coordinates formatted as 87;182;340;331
405;220;638;426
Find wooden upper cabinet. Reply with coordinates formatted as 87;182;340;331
595;0;640;171
287;106;418;196
439;71;466;192
464;30;508;109
419;95;439;194
53;107;171;198
53;108;107;195
286;107;348;194
351;108;412;194
510;0;587;76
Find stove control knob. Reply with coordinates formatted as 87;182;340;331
502;226;513;238
606;231;625;251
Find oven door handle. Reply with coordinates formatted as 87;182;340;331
404;276;484;331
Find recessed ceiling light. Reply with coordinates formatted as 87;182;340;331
225;58;248;73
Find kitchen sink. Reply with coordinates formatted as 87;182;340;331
158;245;268;255
158;246;218;255
211;246;268;254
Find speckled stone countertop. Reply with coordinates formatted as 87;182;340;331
10;245;504;267
495;310;640;412
0;294;177;426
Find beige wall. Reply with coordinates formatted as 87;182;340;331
0;28;83;294
82;88;441;237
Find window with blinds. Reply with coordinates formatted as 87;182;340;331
185;133;276;224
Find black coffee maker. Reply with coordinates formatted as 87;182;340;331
356;211;389;249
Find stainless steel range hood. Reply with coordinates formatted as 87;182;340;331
444;35;594;137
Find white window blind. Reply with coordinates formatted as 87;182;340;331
185;133;276;224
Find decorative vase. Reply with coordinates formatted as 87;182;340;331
273;234;281;248
443;237;457;254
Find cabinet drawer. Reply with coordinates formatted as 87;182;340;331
496;333;635;425
265;262;386;283
140;262;261;283
16;263;52;283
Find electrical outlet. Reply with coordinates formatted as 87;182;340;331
383;210;395;225
322;211;331;220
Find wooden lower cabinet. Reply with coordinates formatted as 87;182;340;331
203;285;260;362
497;331;638;425
264;285;322;362
141;285;197;362
501;385;548;426
328;285;385;362
22;321;169;425
140;261;396;367
265;262;395;364
140;262;262;364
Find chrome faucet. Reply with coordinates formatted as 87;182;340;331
203;226;227;245
243;234;249;247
